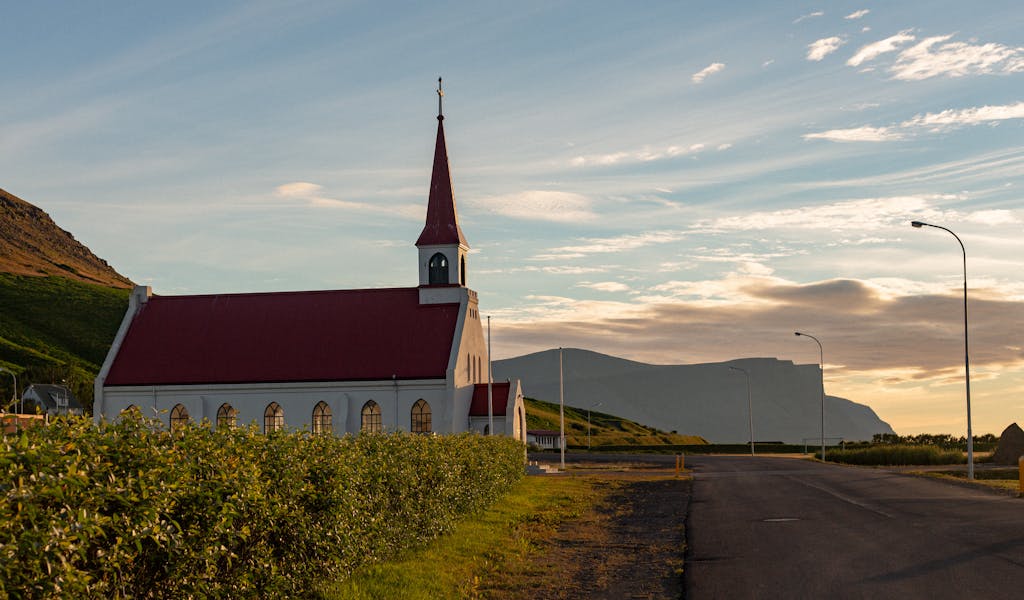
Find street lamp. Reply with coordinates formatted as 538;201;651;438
0;367;17;413
911;220;974;480
587;401;602;450
795;332;825;461
729;366;754;456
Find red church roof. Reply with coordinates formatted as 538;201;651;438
469;382;511;416
105;288;459;386
415;116;468;247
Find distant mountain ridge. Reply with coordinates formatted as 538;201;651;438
494;348;895;444
0;187;132;288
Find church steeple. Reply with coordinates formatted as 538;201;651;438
416;78;468;248
417;78;469;289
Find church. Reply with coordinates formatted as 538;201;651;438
93;87;527;442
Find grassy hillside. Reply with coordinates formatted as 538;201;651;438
525;397;706;447
0;273;129;410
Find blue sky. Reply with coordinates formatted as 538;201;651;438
4;1;1024;435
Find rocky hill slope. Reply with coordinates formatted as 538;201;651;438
0;187;132;288
494;348;895;444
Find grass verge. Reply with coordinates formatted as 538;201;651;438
910;469;1022;495
319;475;610;599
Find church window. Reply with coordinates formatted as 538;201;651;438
170;404;189;432
428;252;448;284
312;401;332;435
361;400;382;433
411;399;431;433
483;424;489;436
461;256;466;286
217;403;237;430
264;402;284;433
120;404;140;420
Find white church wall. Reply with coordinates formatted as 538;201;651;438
99;379;450;434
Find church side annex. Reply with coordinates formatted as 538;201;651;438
93;82;527;442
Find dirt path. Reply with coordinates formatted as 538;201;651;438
521;473;691;599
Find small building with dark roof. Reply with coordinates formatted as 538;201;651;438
22;384;85;416
93;92;526;442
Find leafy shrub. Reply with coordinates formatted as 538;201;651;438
0;415;524;598
820;444;965;465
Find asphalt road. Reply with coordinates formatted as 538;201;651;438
685;455;1024;599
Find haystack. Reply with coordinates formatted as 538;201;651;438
990;423;1024;465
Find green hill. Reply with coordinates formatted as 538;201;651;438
0;273;129;410
525;397;706;448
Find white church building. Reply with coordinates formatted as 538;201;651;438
93;90;527;442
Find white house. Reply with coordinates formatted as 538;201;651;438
93;93;526;443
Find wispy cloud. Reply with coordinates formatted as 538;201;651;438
532;231;688;260
578;281;631;293
570;142;711;167
845;9;870;20
471;190;596;222
702;196;939;233
847;30;916;67
273;182;422;219
793;11;824;24
804;126;902;142
807;37;846;61
805;101;1024;142
848;31;1024;79
691;62;725;84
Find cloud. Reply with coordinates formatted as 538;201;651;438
847;30;916;67
691;62;725;84
471;190;596;222
578;281;631;293
273;182;422;219
803;126;902;142
848;31;1024;79
804;101;1024;142
845;9;870;20
532;230;688;261
700;196;947;233
807;37;846;61
570;142;707;167
491;275;1024;383
793;11;824;24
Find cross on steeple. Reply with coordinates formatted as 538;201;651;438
437;77;444;120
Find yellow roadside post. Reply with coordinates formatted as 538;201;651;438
1019;456;1023;496
675;454;685;478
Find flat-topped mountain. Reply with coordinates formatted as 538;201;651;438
0;187;131;288
494;348;895;444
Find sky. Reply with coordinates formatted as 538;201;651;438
3;1;1024;436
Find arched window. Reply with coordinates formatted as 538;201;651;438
119;404;139;419
217;403;237;430
264;402;284;433
460;255;466;286
170;404;189;432
411;399;431;434
483;424;490;436
428;252;448;284
361;400;382;433
312;401;332;435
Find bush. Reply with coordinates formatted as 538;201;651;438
0;415;524;598
820;444;965;466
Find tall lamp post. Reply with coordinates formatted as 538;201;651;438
911;220;974;480
729;366;754;456
795;332;825;461
0;367;17;413
559;348;566;470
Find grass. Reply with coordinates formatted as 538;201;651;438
0;274;129;408
524;397;706;448
821;444;966;466
318;475;609;599
911;469;1023;494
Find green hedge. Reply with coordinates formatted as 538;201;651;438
0;415;525;598
819;444;966;465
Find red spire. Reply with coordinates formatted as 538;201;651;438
416;82;467;247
